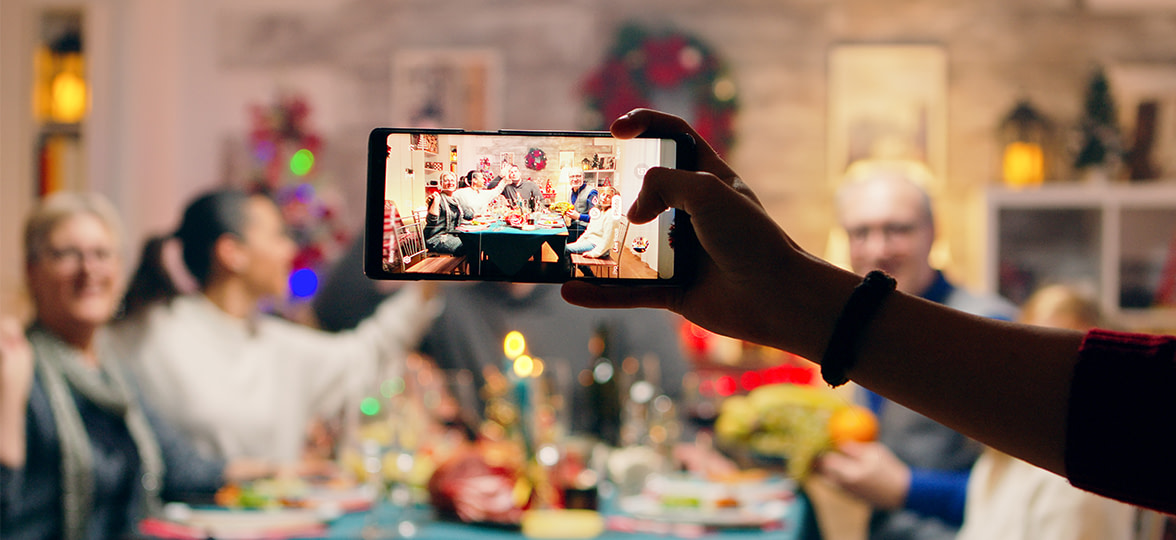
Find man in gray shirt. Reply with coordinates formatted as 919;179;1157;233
500;165;546;212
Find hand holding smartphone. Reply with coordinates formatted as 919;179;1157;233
365;128;696;283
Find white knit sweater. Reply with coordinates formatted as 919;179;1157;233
110;285;438;462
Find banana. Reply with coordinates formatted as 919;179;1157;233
715;383;849;480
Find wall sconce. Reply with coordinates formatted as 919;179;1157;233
999;100;1051;188
34;24;87;124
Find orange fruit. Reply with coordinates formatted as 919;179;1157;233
828;406;878;444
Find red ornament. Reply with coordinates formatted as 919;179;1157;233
643;36;690;87
680;321;713;357
583;60;651;126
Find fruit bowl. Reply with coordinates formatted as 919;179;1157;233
714;383;874;479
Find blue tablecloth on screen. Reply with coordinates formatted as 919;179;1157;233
458;223;568;275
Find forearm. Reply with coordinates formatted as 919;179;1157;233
0;385;28;467
799;266;1078;476
223;458;274;483
358;283;440;354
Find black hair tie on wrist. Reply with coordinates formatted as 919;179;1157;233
821;270;898;387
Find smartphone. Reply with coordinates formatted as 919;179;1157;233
365;128;696;284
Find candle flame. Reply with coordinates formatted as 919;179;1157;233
504;330;526;359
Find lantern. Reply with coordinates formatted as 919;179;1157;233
581;157;592;170
34;13;87;196
998;100;1051;188
34;22;87;124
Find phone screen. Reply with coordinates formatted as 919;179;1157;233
365;129;692;283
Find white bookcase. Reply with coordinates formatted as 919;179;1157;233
986;181;1176;331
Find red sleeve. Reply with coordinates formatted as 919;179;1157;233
1066;328;1176;514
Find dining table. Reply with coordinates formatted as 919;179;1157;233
321;489;822;540
457;221;569;277
138;478;822;540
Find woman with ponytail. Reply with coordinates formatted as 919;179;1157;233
110;189;438;463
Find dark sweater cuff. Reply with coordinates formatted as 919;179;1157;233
1066;328;1176;514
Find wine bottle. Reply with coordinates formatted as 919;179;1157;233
587;323;621;446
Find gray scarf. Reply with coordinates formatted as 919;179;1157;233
28;324;164;540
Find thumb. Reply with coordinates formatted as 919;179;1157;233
814;451;848;476
561;280;681;311
625;167;734;225
834;441;869;458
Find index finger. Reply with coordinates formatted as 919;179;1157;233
611;109;758;205
611;109;734;177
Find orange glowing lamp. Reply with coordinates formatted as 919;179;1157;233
1002;141;1045;188
998;100;1052;188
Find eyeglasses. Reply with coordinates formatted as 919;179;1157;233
41;246;115;270
845;222;922;245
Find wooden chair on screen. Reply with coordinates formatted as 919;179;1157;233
570;216;629;278
401;212;466;275
384;201;428;272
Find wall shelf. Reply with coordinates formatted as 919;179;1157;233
584;169;614;189
986;180;1176;331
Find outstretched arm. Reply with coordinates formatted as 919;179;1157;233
562;109;1080;479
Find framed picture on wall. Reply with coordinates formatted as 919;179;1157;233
391;48;503;130
827;44;948;193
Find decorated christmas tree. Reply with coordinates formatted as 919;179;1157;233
1073;67;1122;173
245;92;350;306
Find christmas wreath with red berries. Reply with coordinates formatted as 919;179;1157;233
582;24;738;156
525;147;547;171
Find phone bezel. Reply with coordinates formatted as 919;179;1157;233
364;128;696;284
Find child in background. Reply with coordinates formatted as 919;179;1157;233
956;284;1161;540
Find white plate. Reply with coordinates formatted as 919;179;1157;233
616;474;795;528
617;494;792;527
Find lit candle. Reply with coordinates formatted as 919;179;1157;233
504;331;533;452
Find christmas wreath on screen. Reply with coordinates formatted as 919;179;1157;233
582;23;738;156
525;147;547;171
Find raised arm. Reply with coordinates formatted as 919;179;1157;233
0;318;34;468
297;282;441;418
